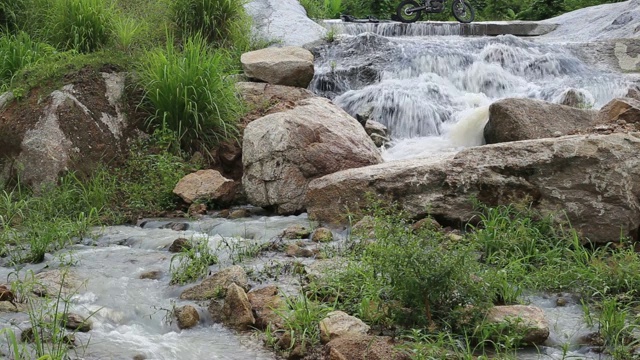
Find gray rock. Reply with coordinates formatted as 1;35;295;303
319;311;370;344
242;97;382;214
364;120;390;147
486;305;550;345
180;265;248;301
175;305;200;329
485;98;597;144
244;0;326;46
306;133;640;244
173;170;237;204
555;88;594;109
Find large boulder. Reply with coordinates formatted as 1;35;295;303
241;47;315;88
306;133;640;244
173;170;237;204
0;70;131;188
243;97;382;214
597;97;640;124
484;98;597;144
486;305;550;345
244;0;326;47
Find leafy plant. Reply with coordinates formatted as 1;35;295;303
170;237;219;284
49;0;115;53
138;34;243;155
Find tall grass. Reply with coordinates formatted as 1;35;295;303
171;0;248;47
0;32;54;87
138;34;242;154
50;0;114;53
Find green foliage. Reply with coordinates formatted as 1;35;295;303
517;0;566;20
0;32;54;87
330;202;491;327
170;238;219;284
138;34;242;154
49;0;115;53
113;130;189;218
273;294;334;353
171;0;248;47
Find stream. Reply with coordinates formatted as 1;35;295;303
1;21;636;360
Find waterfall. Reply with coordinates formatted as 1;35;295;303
310;32;632;161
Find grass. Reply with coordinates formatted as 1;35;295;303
170;237;219;285
0;32;54;88
282;199;640;358
171;0;249;48
49;0;115;53
138;33;243;155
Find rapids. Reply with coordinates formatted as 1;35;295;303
310;31;635;160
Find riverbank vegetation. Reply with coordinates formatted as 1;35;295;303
300;0;627;21
270;200;640;359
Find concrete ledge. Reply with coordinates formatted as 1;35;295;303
323;20;558;37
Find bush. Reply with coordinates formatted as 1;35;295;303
172;0;248;47
50;0;114;53
0;32;54;87
138;34;242;154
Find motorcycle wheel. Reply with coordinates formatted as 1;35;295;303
396;0;422;23
452;0;475;23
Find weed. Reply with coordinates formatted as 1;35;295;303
138;33;243;155
170;237;219;284
112;15;143;53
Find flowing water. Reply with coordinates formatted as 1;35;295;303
310;28;635;160
0;22;634;360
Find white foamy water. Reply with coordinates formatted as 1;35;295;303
311;33;633;160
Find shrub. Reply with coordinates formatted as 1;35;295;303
138;34;242;154
49;0;114;53
172;0;248;47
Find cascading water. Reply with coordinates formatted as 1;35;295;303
310;32;633;160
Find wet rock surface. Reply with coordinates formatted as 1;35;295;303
180;265;249;301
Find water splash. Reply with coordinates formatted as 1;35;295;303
311;33;631;160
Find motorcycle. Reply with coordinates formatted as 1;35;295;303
395;0;475;23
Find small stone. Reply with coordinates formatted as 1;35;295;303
63;313;92;332
166;222;188;231
319;311;370;344
217;209;230;218
139;270;162;280
312;227;334;242
188;203;207;216
411;218;442;232
222;283;255;329
175;305;200;329
229;209;250;219
556;297;568;307
0;285;15;302
180;265;249;301
282;224;312;239
173;169;237;204
133;355;147;360
285;244;314;258
168;238;192;253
